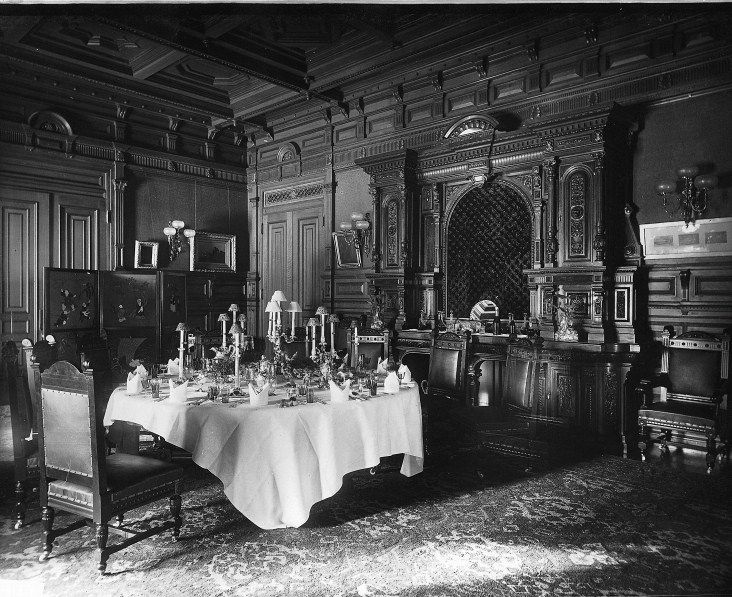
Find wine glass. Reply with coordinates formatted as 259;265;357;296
397;369;405;387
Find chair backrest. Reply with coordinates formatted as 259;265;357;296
426;331;471;402
348;328;391;370
662;330;729;404
502;344;537;415
38;361;105;495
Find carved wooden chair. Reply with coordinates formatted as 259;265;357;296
3;340;41;529
637;330;729;473
347;327;391;370
38;361;188;573
419;331;472;457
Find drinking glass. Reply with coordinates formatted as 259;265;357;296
149;378;160;400
220;384;231;404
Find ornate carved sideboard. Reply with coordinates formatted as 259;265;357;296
395;329;640;455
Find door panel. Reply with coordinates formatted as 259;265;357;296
294;211;321;315
262;215;290;334
0;190;49;342
55;194;106;270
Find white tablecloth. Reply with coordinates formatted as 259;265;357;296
103;385;424;529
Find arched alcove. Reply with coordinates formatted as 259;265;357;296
445;182;532;318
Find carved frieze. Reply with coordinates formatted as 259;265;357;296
567;171;588;258
263;183;324;207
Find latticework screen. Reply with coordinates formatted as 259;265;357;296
446;184;531;318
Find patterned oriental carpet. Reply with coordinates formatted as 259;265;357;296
1;410;731;596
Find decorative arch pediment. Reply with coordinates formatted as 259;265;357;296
27;110;73;136
277;142;300;162
444;115;499;139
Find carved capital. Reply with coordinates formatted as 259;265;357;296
113;178;128;193
116;104;129;120
169;117;181;132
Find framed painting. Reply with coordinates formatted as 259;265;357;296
333;232;362;268
190;232;236;272
100;271;158;329
45;268;99;332
640;217;732;260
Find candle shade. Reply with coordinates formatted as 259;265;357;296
228;303;240;313
307;317;319;327
271;290;288;303
265;301;281;313
218;313;231;322
229;323;243;336
677;166;699;178
315;306;328;316
175;322;188;332
287;301;302;312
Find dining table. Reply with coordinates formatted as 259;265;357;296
102;379;424;529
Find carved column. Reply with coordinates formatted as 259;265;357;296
368;183;380;270
112;176;127;270
591;151;606;263
543;157;559;267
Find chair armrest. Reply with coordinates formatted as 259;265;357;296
420;380;429;395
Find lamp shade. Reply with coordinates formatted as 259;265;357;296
677;166;699;178
229;323;243;336
287;301;302;313
264;301;281;313
271;290;288;303
315;306;328;316
656;182;675;194
163;226;176;237
175;322;189;332
171;220;185;229
45;334;56;345
328;314;340;323
354;219;370;230
238;314;247;324
695;174;718;189
339;221;352;231
218;313;231;322
228;303;240;312
350;212;365;221
307;317;319;327
183;228;196;238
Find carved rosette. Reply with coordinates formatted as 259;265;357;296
592;222;607;262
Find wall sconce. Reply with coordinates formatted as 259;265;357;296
657;167;717;226
163;220;196;262
339;212;372;255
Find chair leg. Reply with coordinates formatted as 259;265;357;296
706;432;717;474
14;480;26;530
96;523;109;574
40;506;55;561
170;489;182;542
115;513;124;527
638;422;650;461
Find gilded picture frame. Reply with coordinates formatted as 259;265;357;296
190;232;236;273
134;240;159;269
333;232;362;268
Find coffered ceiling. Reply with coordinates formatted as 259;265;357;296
0;5;537;129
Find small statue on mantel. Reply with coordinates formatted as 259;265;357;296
553;285;585;342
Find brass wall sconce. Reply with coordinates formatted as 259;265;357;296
657;166;717;226
339;212;372;255
163;220;196;262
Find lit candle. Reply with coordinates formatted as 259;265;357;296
316;307;327;345
175;323;188;381
218;313;231;349
230;323;242;388
305;324;310;357
307;318;318;355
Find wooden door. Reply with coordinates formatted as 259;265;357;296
262;206;322;333
0;189;50;342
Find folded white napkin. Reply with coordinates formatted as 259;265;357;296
126;372;143;395
398;363;412;383
383;371;400;394
329;379;352;403
248;383;270;407
167;358;180;376
134;364;148;379
376;357;389;374
166;380;189;403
